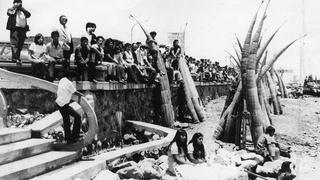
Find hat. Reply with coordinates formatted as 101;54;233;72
13;0;22;3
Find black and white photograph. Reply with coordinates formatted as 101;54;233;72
0;0;319;179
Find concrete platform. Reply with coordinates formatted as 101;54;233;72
0;138;55;165
0;128;31;145
0;151;80;180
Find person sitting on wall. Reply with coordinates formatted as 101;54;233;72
89;36;104;81
256;126;280;161
187;132;206;164
133;42;156;83
74;37;91;81
45;30;70;82
167;129;193;175
28;33;47;79
56;76;83;144
123;43;146;83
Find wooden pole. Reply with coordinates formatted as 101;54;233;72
116;111;123;148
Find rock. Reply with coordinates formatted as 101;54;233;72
239;160;258;170
16;108;28;114
93;170;120;180
116;163;144;179
241;152;264;164
156;155;168;165
155;155;168;173
139;158;162;179
152;134;160;141
176;164;248;180
112;161;137;172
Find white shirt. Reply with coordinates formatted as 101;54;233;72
59;25;72;43
46;41;70;59
135;49;145;66
55;78;76;107
29;43;46;59
167;142;189;175
15;10;26;28
124;51;134;64
81;32;93;44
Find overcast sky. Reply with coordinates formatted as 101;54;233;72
1;0;319;82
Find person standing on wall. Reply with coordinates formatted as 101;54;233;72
58;15;73;77
56;76;83;144
84;22;97;45
6;0;31;64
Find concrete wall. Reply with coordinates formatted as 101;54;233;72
2;83;230;139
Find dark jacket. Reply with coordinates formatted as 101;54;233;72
75;45;92;65
6;6;31;31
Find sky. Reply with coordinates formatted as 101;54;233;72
1;0;320;82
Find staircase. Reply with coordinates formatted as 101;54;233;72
0;128;80;180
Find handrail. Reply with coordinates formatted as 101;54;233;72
0;68;98;151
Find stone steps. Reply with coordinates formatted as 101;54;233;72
0;151;80;180
0;138;55;165
0;128;31;145
31;159;105;180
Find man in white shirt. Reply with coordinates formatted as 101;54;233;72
56;77;83;144
6;0;31;64
58;15;73;77
45;30;70;81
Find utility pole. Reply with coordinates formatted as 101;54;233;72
182;22;188;55
299;0;306;84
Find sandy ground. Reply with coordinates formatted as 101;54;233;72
185;96;320;179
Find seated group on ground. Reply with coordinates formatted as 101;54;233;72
167;129;206;175
168;127;294;179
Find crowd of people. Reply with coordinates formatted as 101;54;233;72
6;0;237;84
185;57;237;83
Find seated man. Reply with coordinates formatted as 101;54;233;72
256;126;280;161
123;43;146;83
102;39;126;83
74;37;91;81
45;30;70;82
132;43;156;83
89;36;104;81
